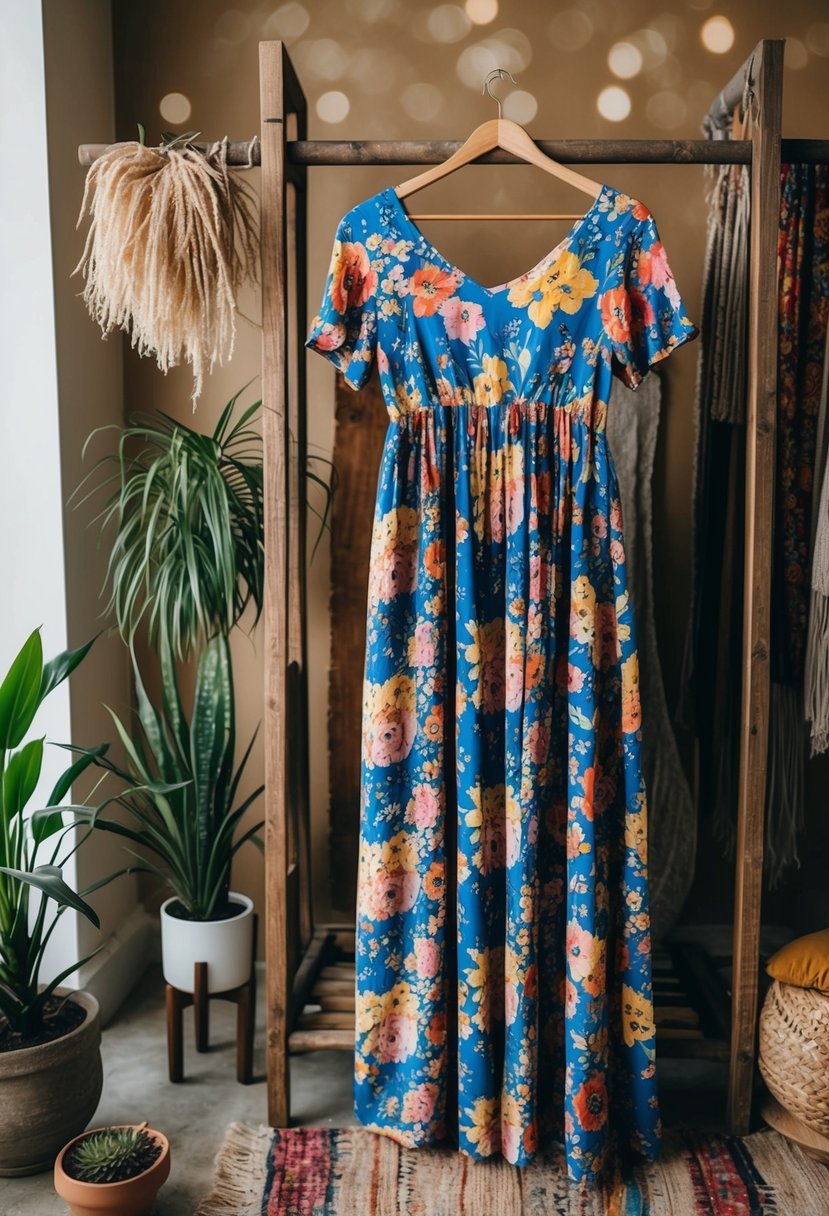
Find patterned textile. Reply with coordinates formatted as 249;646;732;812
306;184;697;1181
199;1124;829;1215
774;164;829;685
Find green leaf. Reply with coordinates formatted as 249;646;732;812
0;630;43;749
40;635;98;703
46;744;109;807
3;738;44;821
0;864;100;928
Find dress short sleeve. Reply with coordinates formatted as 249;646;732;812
305;212;377;391
603;210;699;390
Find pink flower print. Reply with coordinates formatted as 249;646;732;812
501;1121;520;1162
408;782;441;830
364;865;420;921
609;538;625;567
564;666;583;695
374;1012;418;1063
411;621;436;667
488;495;505;545
377;540;417;600
414;937;440;979
566;920;600;983
402;1082;438;1123
610;497;624;532
366;705;415;766
438;296;486;345
377;344;389;374
505;655;525;712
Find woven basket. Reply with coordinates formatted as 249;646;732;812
759;979;829;1137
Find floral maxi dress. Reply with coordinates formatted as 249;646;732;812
306;183;698;1182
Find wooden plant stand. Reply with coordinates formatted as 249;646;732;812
165;915;258;1085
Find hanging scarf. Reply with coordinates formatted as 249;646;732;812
804;242;829;754
764;163;829;882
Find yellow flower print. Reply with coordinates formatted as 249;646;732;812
461;1096;501;1155
621;983;654;1050
465;945;505;1032
473;354;511;405
507;250;598;329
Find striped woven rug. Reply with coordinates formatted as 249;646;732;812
198;1124;829;1215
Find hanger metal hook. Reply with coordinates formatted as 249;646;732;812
482;68;517;119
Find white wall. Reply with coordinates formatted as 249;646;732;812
0;0;79;982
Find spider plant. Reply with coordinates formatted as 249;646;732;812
0;629;124;1039
75;387;334;658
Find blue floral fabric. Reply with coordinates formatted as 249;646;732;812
306;183;698;1182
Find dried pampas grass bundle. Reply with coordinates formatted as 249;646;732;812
74;135;259;405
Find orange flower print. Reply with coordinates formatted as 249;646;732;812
573;1071;608;1132
424;861;445;900
637;239;681;308
600;286;630;345
329;239;377;314
409;263;459;317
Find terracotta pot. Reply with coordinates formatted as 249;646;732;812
0;989;103;1176
54;1126;171;1216
160;890;254;992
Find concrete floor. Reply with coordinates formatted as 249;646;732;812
4;965;728;1215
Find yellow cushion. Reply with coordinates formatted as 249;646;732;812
766;928;829;993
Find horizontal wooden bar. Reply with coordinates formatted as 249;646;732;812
288;1027;354;1052
78;137;829;171
289;139;751;166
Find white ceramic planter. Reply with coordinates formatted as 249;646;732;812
160;892;254;994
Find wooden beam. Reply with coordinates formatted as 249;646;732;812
260;37;291;1131
77;137;829;171
728;38;784;1135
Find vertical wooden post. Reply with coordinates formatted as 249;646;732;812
728;38;784;1135
260;39;291;1129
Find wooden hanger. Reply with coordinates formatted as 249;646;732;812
396;69;608;222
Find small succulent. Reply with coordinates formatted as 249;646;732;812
65;1125;161;1184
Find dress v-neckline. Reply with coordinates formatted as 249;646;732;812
383;182;615;299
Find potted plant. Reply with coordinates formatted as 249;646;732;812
75;634;262;992
0;629;123;1175
54;1122;170;1216
74;394;271;993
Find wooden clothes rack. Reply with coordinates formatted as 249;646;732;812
77;36;827;1139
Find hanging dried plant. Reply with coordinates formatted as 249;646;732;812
73;133;260;405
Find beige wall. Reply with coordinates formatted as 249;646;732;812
106;2;829;929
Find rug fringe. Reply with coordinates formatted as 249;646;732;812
197;1122;273;1216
